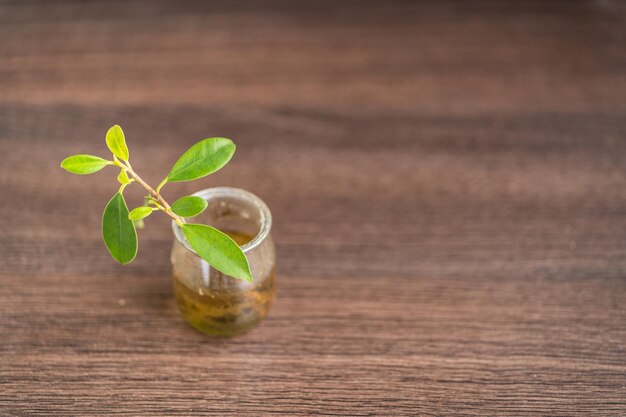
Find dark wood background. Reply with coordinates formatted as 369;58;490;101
1;1;625;415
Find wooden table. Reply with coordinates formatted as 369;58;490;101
1;1;625;415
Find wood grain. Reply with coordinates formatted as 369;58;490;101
1;1;625;415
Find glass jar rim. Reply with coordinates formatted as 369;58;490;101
171;187;272;255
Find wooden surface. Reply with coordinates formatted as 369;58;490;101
1;1;626;415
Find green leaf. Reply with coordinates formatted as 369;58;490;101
61;154;109;174
106;125;129;161
128;206;153;221
182;223;252;282
102;192;137;265
171;196;208;217
117;168;131;185
166;137;235;182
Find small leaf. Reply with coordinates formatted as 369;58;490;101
171;196;208;218
106;125;129;161
182;223;252;281
61;154;109;175
102;192;137;264
167;137;235;182
128;206;153;221
117;168;131;185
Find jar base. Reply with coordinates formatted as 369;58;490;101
173;271;275;337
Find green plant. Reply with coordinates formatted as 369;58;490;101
61;125;252;281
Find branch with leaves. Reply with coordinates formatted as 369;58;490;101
61;125;252;282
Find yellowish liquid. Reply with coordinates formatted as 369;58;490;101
173;231;275;337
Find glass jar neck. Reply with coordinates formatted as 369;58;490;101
172;187;272;255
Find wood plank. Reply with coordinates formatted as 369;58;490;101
1;1;625;415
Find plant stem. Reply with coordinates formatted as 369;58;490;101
118;162;185;226
156;178;168;194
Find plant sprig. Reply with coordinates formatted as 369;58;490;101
60;125;252;282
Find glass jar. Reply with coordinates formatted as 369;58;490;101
171;187;276;337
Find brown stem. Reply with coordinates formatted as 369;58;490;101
121;163;185;226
